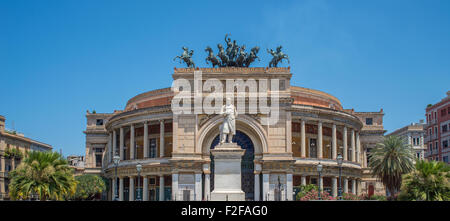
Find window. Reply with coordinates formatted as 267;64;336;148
95;148;103;153
443;140;449;149
448;107;450;114
149;138;157;158
96;119;104;126
429;143;433;151
443;125;448;133
417;153;420;159
442;109;447;117
435;141;439;150
366;118;373;125
444;156;449;163
95;154;102;167
435;127;438;135
429;128;432;135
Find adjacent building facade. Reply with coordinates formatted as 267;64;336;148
353;110;386;196
425;91;450;163
0;115;52;200
386;120;426;161
85;67;386;201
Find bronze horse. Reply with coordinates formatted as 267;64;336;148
205;46;221;68
173;47;195;68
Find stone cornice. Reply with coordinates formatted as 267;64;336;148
106;105;172;130
289;105;363;129
173;67;290;74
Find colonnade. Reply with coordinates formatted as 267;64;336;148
112;175;166;201
296;120;362;163
109;120;166;161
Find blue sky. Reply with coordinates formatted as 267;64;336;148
1;0;449;156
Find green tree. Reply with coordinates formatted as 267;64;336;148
398;160;450;201
369;135;415;198
8;151;77;201
295;184;318;200
72;174;106;200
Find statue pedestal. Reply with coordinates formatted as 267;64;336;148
210;143;246;201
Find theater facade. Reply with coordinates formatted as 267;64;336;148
84;67;385;201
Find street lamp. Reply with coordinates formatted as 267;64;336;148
337;154;343;200
317;162;323;200
136;163;142;201
113;155;120;201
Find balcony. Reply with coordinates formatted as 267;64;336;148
427;119;437;126
425;134;438;143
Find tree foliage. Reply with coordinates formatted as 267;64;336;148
8;151;77;200
398;160;450;201
369;135;415;197
72;174;106;200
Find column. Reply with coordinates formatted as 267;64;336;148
195;173;202;201
113;130;117;157
343;177;349;193
129;177;135;201
143;121;148;158
301;176;306;186
357;179;362;196
119;127;124;160
301;120;306;158
363;149;367;168
286;112;292;153
130;124;135;160
332;124;337;160
160;120;165;158
263;173;270;201
343;126;348;161
143;176;148;201
332;177;338;198
254;172;260;201
286;173;293;201
205;172;211;201
108;132;112;163
351;179;356;194
318;121;323;159
119;177;124;201
159;175;165;201
351;129;356;162
356;132;360;163
172;173;179;201
112;178;116;201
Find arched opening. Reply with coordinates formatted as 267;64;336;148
210;130;255;201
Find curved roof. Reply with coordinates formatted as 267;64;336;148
124;85;343;111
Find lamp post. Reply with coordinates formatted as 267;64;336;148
113;155;120;201
136;163;142;201
337;154;343;200
317;162;323;200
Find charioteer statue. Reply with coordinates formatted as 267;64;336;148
173;34;290;68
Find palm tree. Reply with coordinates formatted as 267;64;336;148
369;135;415;198
8;151;77;200
399;160;450;201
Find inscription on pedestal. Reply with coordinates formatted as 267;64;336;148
210;143;246;201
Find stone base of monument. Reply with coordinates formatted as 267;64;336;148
210;143;246;201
